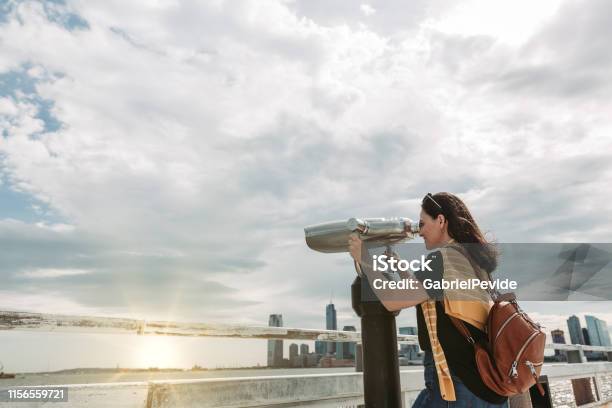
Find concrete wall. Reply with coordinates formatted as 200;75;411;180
3;364;612;408
144;368;508;407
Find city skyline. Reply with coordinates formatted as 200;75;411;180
262;307;612;370
267;300;358;368
565;314;612;347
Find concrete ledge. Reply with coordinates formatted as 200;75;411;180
143;369;425;407
542;362;612;381
3;364;612;408
146;373;365;408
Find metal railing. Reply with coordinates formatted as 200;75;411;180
0;310;374;343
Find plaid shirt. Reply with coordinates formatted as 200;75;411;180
421;241;492;401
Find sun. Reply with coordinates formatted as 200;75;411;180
134;336;181;369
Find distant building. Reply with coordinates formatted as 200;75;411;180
304;353;320;368
338;325;357;360
598;319;611;347
567;315;585;345
315;340;326;355
399;327;420;361
551;329;567;360
585;315;611;346
581;327;596;360
289;344;303;368
586;316;601;346
318;355;355;368
267;314;283;367
551;329;566;344
289;344;299;360
582;328;591;345
585;315;611;360
326;302;337;354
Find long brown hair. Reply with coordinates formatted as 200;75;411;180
421;192;498;273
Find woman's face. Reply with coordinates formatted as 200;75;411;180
419;208;446;250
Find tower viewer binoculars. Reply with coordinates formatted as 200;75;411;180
304;217;420;253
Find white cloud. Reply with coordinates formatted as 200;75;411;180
360;4;376;17
19;268;92;279
423;0;564;46
0;290;102;315
0;97;18;116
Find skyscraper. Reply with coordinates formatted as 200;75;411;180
585;315;611;360
315;340;326;355
586;315;601;346
338;325;357;360
596;319;611;347
567;315;585;345
582;327;593;360
582;328;591;345
585;315;610;346
326;302;337;354
267;314;283;367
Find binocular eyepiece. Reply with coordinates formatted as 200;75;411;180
304;217;420;253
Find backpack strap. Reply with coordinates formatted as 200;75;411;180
448;314;476;345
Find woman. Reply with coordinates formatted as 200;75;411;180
349;192;507;408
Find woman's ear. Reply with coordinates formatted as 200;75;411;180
437;214;446;226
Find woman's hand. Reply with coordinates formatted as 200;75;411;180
348;233;362;263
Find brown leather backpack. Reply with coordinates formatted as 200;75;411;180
446;246;546;397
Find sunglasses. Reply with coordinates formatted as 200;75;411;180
420;193;445;229
423;193;443;211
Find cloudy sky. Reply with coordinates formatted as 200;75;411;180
1;0;611;371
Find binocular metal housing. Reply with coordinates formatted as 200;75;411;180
304;217;420;253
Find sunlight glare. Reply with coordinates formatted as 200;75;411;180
134;336;181;368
